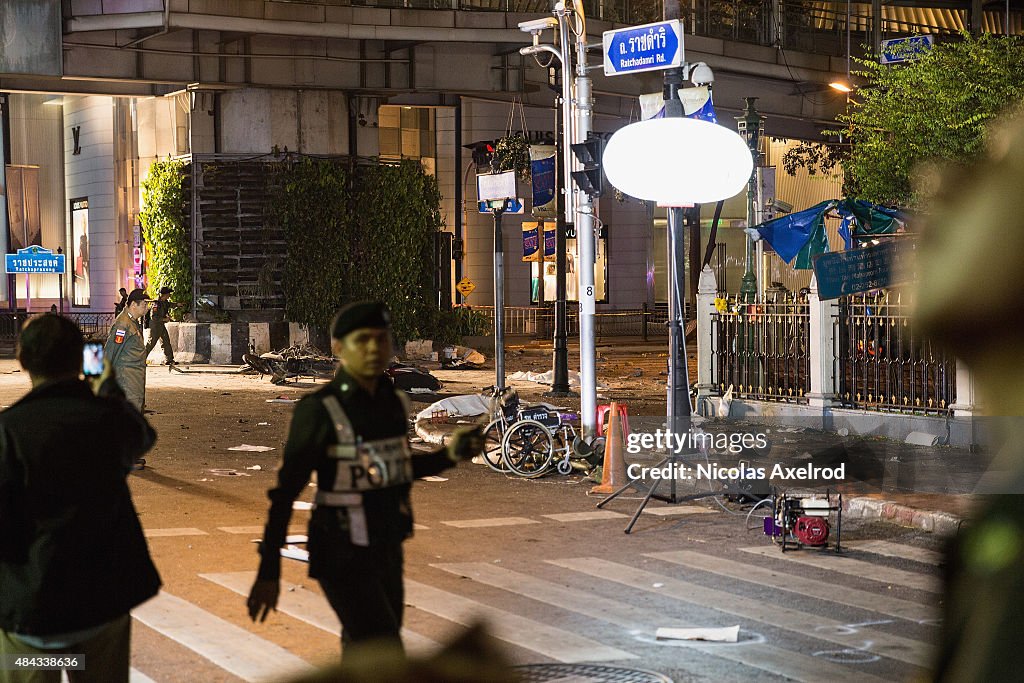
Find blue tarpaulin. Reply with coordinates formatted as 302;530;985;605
753;200;836;265
753;198;906;268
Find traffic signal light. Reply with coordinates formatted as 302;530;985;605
571;135;604;197
464;140;496;169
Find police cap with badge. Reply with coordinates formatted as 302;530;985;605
331;301;391;340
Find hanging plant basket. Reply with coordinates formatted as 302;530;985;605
494;133;532;182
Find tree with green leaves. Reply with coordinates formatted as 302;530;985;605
787;33;1024;208
140;160;191;309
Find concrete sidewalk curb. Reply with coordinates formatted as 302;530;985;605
843;496;964;536
415;417;968;536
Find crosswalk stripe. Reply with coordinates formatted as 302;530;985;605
541;511;628;522
740;546;941;594
132;591;314;682
440;517;541;528
547;557;932;667
200;570;439;656
434;562;889;683
845;540;945;567
649;550;937;623
404;578;636;663
129;670;157;683
143;527;208;537
217;526;306;535
640;506;715;516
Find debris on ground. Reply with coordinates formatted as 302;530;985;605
508;369;608;390
440;345;486;369
242;344;336;384
414;394;491;422
655;626;740;643
387;362;442;393
227;444;276;452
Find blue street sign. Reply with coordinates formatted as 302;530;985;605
880;35;934;65
603;20;684;77
478;198;525;214
811;240;915;300
5;246;66;274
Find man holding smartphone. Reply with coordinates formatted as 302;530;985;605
104;289;149;413
0;313;160;683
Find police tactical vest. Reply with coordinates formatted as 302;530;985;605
313;394;413;545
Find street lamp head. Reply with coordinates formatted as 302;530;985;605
518;17;559;34
602;118;753;205
829;80;853;93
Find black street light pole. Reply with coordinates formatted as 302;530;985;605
550;83;572;396
736;97;764;302
663;0;691;442
492;198;509;392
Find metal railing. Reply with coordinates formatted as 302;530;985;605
834;291;955;414
69;1;1009;59
710;293;810;403
0;313;26;354
473;303;684;339
0;311;115;356
63;312;117;340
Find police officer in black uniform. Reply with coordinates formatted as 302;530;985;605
144;286;180;365
246;302;483;653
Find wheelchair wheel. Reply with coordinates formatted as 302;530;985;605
481;420;508;473
556;459;573;475
502;420;554;478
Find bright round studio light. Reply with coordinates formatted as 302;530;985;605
603;118;754;205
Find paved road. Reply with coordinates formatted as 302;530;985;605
0;363;947;682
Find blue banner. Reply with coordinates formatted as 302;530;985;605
522;223;541;262
544;223;556;261
530;149;556;217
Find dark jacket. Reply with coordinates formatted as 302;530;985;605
0;378;161;635
257;368;454;581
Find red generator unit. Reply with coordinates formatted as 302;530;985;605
764;490;842;552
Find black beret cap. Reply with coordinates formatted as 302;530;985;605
331;301;391;340
126;288;148;304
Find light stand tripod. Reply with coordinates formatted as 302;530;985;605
595;208;720;534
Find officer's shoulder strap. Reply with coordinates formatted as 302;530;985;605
321;394;356;444
394;388;411;416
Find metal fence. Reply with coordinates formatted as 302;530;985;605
710;293;810;403
0;312;114;356
834;291;955;414
473;303;685;339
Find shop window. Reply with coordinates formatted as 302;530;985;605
378;105;435;169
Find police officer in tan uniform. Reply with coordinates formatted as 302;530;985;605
246;302;483;655
104;288;149;413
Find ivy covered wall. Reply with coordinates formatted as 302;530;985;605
139;159;191;310
142;154;458;342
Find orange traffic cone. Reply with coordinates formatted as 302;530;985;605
591;401;629;494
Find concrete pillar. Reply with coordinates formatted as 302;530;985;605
951;358;976;417
695;265;718;400
806;274;836;408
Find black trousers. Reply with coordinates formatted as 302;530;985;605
317;543;405;652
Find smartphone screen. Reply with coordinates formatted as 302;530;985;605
83;341;104;377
